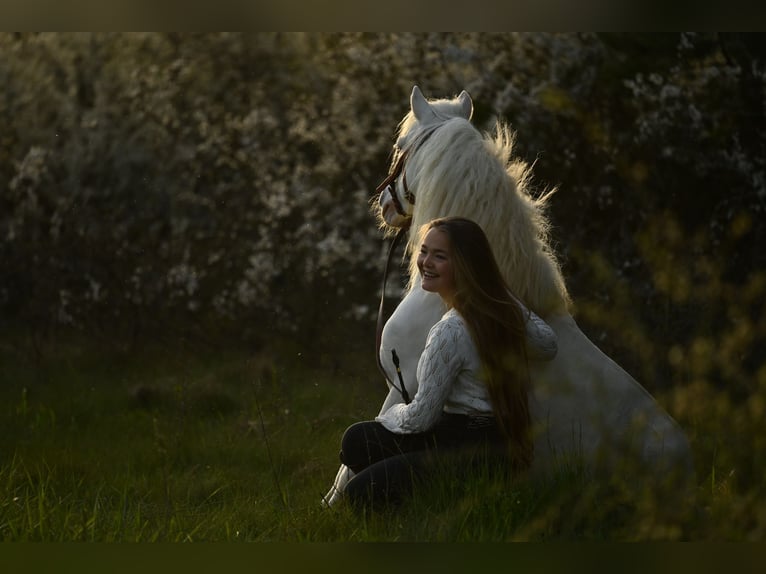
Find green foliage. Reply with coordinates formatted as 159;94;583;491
0;336;765;541
2;33;763;360
0;337;375;541
1;32;764;541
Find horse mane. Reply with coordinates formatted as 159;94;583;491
397;111;572;318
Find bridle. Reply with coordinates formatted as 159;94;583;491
375;149;416;219
375;122;444;217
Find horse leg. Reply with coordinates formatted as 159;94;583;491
321;464;356;508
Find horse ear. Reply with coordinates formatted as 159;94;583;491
411;85;437;123
457;90;473;120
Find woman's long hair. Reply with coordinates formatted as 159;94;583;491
422;217;533;470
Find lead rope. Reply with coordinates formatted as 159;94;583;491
374;226;411;404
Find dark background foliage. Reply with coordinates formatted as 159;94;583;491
1;32;764;397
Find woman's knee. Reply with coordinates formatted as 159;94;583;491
341;421;375;453
340;421;384;471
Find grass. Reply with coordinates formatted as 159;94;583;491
0;333;764;541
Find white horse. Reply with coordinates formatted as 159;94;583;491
323;86;693;506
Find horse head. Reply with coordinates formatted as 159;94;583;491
376;86;473;229
375;85;571;317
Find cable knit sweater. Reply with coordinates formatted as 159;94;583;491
376;306;557;434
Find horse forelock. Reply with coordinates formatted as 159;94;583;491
402;117;571;317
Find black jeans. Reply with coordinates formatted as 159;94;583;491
339;412;507;509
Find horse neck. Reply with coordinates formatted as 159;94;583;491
405;151;569;317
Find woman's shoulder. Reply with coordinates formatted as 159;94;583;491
427;308;468;340
423;308;473;361
440;307;466;326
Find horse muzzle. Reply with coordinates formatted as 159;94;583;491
379;186;411;227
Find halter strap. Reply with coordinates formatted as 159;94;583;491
375;150;412;218
401;165;415;205
375;124;444;214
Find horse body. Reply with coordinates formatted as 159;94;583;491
527;313;692;474
377;283;445;415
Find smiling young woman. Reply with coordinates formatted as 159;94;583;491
327;217;559;509
416;226;457;305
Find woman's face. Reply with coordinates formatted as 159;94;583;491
417;227;456;304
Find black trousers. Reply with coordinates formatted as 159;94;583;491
339;413;507;508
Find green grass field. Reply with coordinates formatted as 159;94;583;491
1;334;763;541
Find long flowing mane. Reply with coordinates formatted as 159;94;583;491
395;104;571;318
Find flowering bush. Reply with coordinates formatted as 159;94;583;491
1;33;763;378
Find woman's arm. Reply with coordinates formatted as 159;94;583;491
375;317;465;434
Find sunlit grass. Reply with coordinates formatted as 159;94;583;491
1;332;764;541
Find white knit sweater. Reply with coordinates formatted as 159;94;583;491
376;306;557;434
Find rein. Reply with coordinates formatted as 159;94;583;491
374;226;411;403
371;124;444;403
